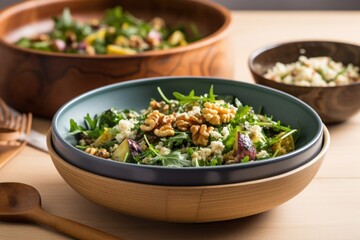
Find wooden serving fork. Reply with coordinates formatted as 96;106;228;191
0;98;32;168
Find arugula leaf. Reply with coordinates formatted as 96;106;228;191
99;108;124;128
84;113;98;130
268;129;297;146
53;8;73;30
224;125;241;151
142;135;191;167
103;6;123;28
208;85;215;100
69;119;84;134
52;8;92;42
157;87;171;104
161;132;190;148
173;85;216;105
233;105;252;123
157;151;191;167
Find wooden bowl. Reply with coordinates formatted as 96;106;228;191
0;0;232;118
248;41;360;124
47;125;330;223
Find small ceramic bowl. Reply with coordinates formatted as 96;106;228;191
51;77;324;186
48;125;330;223
248;41;360;123
0;0;232;118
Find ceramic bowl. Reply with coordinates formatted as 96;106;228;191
0;0;232;118
48;125;330;223
51;77;324;186
249;41;360;123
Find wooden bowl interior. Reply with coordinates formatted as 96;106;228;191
47;125;330;223
0;0;228;44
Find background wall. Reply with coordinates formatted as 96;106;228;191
1;0;360;10
212;0;360;10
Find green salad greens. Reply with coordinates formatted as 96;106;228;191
15;7;201;55
69;87;298;167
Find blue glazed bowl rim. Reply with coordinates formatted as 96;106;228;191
52;76;324;172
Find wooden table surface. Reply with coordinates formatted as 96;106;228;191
1;11;360;240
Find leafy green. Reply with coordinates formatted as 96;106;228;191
15;38;32;48
52;8;92;41
141;135;191;167
161;132;190;148
233;105;252;123
173;85;216;105
103;6;123;27
69;108;124;140
189;22;202;42
157;87;171;104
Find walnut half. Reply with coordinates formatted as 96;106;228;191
175;113;204;131
190;124;214;146
140;110;175;137
202;102;236;126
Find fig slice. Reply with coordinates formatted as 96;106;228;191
234;132;257;162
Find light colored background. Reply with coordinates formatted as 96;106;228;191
1;0;360;10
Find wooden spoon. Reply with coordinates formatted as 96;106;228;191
0;182;123;240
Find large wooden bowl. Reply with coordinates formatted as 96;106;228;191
0;0;232;118
47;125;330;223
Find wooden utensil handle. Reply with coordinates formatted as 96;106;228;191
29;207;123;240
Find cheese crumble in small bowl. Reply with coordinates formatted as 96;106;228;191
249;41;360;123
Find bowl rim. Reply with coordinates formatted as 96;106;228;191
248;40;360;89
48;124;330;188
0;0;232;59
52;76;324;172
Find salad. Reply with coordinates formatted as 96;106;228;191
70;87;298;167
15;6;201;55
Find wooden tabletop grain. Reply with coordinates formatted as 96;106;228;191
1;11;360;240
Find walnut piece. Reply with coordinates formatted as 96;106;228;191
154;123;175;137
85;147;110;158
202;102;236;126
149;100;169;113
190;124;214;146
175;113;204;131
140;110;162;132
140;110;175;137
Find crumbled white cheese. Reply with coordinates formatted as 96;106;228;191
115;119;137;143
192;148;212;161
249;125;263;143
221;126;230;139
244;121;251;131
256;150;269;159
188;106;201;116
154;142;164;149
159;147;171;156
210;140;225;155
210;129;222;140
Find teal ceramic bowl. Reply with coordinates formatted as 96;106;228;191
51;77;323;186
